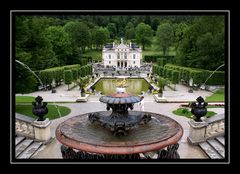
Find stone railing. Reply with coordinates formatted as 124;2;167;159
204;114;224;139
188;114;225;145
15;113;51;142
16;113;35;139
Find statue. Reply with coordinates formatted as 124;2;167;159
116;79;128;88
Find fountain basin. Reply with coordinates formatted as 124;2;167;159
92;78;150;95
56;111;183;155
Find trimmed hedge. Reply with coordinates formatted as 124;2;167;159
144;55;160;62
152;64;164;76
157;58;167;67
39;69;54;89
38;64;93;89
164;64;224;85
144;55;175;63
64;70;73;90
81;56;93;63
172;70;180;85
45;67;64;86
153;64;224;86
72;68;78;81
63;64;80;70
204;70;225;85
80;58;88;66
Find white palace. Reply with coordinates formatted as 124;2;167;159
102;38;142;68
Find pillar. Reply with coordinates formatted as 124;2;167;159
32;118;51;142
187;120;208;145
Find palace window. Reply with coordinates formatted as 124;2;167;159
109;54;111;59
124;53;127;59
133;61;135;64
133;54;136;59
117;53;120;59
109;61;111;64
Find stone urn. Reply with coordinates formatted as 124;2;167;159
32;96;48;121
190;96;208;122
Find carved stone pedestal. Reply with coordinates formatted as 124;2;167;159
76;94;90;102
188;120;208;145
153;94;167;103
32;118;51;142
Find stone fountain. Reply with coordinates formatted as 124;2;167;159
56;79;183;159
89;78;151;136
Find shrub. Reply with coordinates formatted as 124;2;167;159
164;64;224;86
166;68;173;80
204;70;225;85
158;77;167;90
72;68;78;83
189;69;206;85
172;70;180;85
39;70;54;89
47;67;64;86
157;58;167;67
80;58;88;66
158;66;164;76
64;70;73;90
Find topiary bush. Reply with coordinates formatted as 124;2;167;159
64;70;73;90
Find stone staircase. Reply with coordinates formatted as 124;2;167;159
199;136;225;159
15;136;43;159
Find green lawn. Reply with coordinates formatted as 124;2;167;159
143;36;176;57
143;48;176;57
205;88;225;102
15;104;71;120
81;50;102;61
16;96;35;103
173;108;217;119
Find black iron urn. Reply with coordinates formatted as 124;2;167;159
190;96;208;122
32;96;48;121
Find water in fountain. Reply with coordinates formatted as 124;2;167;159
15;60;44;88
200;64;225;90
16;59;62;118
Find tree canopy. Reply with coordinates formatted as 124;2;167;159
15;15;225;93
156;23;174;56
135;22;153;50
176;16;225;70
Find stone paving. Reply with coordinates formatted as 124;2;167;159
16;82;224;159
18;83;215;103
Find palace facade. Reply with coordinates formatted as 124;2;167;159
102;38;142;68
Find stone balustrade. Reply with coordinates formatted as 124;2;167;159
188;114;225;145
204;114;225;139
16;113;52;142
16;113;35;139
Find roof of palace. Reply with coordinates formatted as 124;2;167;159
103;39;141;51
